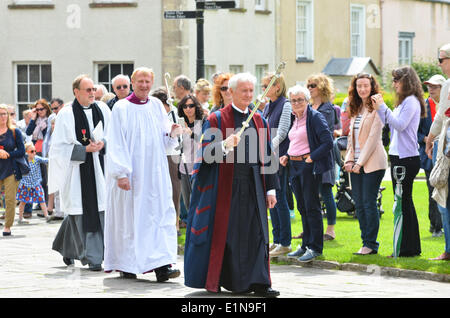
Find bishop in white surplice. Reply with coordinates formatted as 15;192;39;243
104;92;180;275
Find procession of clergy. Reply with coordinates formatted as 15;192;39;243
48;66;282;298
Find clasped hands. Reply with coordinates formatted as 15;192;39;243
344;162;361;174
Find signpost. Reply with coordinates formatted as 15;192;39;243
164;1;236;80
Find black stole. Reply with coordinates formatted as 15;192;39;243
72;98;105;233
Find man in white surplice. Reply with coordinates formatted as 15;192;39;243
104;67;183;281
49;75;111;271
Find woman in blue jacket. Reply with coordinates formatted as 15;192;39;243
280;85;333;262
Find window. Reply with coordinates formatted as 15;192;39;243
296;0;314;61
89;1;137;8
255;64;268;96
96;63;134;92
204;65;217;84
8;0;54;8
398;32;415;65
350;4;366;57
255;0;266;11
15;63;52;118
229;65;244;74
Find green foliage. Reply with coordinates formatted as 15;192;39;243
411;59;447;92
333;92;395;110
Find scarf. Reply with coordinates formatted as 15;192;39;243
72;98;105;233
32;116;47;141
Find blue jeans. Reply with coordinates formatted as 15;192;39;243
319;183;336;225
433;140;450;253
269;165;291;246
289;161;323;254
350;169;385;251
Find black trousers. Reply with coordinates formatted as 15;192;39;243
389;155;421;257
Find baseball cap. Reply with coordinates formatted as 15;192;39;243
424;74;446;86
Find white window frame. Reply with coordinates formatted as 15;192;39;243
95;62;134;92
255;0;266;11
204;65;217;84
255;64;269;96
296;0;314;61
229;65;244;74
350;4;366;57
15;62;52;119
398;32;415;65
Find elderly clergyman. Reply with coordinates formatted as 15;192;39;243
107;74;131;110
104;67;182;281
184;72;280;297
49;74;111;271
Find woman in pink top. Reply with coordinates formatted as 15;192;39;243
344;73;387;255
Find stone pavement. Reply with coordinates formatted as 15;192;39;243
0;215;449;299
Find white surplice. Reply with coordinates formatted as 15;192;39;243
104;96;178;274
48;101;111;215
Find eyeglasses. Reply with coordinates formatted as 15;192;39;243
307;83;317;89
28;150;36;153
116;85;128;90
36;108;45;112
183;103;196;109
51;107;60;111
220;86;229;92
291;98;307;104
438;57;449;64
79;87;97;93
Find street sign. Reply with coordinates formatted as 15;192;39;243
164;10;198;19
196;1;236;10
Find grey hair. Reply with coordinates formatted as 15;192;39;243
111;74;131;86
440;43;450;58
95;84;108;95
228;72;257;90
288;85;311;101
175;75;192;91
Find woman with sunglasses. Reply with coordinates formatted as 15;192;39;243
0;104;25;236
260;72;293;257
372;66;426;257
344;73;387;255
306;74;338;241
177;95;206;210
25;99;52;218
210;73;233;113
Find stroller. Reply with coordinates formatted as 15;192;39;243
331;136;385;218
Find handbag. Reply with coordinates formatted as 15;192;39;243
429;119;450;189
11;128;30;178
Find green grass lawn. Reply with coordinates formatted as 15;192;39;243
285;180;449;275
178;179;449;275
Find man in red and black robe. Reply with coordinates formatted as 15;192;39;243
184;73;280;297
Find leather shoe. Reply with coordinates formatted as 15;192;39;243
155;265;181;282
88;264;102;271
252;286;280;298
63;257;74;266
120;272;137;279
429;252;450;261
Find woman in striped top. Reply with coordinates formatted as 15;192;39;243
344;73;387;255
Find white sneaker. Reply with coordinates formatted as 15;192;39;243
269;245;292;257
269;243;279;252
18;219;29;225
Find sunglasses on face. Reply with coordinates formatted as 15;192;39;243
116;85;129;90
183;103;196;109
36;108;45;112
307;83;317;89
28;150;36;153
80;87;97;93
291;98;306;104
51;107;59;111
220;86;229;92
438;57;449;64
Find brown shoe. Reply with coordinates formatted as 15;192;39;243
292;232;303;239
23;212;32;219
429;252;450;261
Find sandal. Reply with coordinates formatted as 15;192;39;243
324;234;335;241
